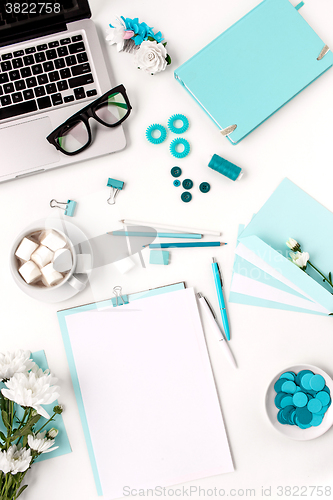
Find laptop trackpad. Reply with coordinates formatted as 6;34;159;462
0;117;60;177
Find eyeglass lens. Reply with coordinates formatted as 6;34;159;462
56;91;129;153
58;120;89;154
95;92;129;125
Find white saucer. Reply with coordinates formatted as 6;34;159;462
265;364;333;440
11;218;92;303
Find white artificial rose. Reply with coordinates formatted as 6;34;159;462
134;40;167;74
290;251;309;270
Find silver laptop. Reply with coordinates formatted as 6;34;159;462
0;0;126;183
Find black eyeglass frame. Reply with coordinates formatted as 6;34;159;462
46;84;132;156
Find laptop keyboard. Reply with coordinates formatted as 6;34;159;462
0;34;97;121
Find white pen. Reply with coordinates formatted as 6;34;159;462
196;293;237;368
120;219;221;237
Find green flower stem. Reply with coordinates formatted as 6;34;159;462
308;261;333;289
35;412;56;434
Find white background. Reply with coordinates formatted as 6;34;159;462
1;0;333;499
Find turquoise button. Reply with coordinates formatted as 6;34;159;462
316;391;330;406
171;166;182;177
323;385;330;394
181;192;192;203
292;391;308;407
182;179;193;190
309;374;325;391
300;373;313;391
281;381;297;394
307;398;322;413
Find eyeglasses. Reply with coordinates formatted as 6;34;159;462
46;85;132;155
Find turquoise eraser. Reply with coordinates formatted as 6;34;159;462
149;250;170;265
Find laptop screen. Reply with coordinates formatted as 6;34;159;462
0;0;91;47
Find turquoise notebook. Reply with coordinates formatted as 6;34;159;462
174;0;333;144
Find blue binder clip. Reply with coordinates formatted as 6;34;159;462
107;178;124;205
111;286;129;307
50;199;77;217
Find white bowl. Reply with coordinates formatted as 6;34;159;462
265;364;333;440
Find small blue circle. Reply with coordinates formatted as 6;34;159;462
170;138;190;159
173;180;181;187
146;124;167;145
167;114;189;134
293;392;308;407
181;192;192;203
296;407;312;425
280;372;296;381
300;373;314;391
280;396;294;408
307;398;323;413
311;414;323;426
310;374;325;392
281;381;297;394
316;391;331;406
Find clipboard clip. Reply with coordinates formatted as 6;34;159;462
107;178;124;205
317;45;330;61
220;124;237;137
50;199;77;217
111;286;129;307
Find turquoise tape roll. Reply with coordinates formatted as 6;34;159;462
208;154;242;181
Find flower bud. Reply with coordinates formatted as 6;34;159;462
47;428;59;439
53;405;63;414
286;238;301;252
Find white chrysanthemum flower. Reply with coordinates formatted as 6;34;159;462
286;238;301;252
0;350;35;381
290;251;310;270
0;445;31;475
106;17;127;52
28;431;59;454
1;366;59;419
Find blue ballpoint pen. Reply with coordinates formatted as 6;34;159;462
211;257;230;341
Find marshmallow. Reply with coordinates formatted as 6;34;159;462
113;257;135;274
41;230;67;252
53;249;73;273
19;261;42;284
15;237;39;262
75;254;92;274
31;245;54;268
41;263;64;286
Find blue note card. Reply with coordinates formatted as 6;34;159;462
175;0;333;144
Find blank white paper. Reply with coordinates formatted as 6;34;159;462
65;288;234;499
